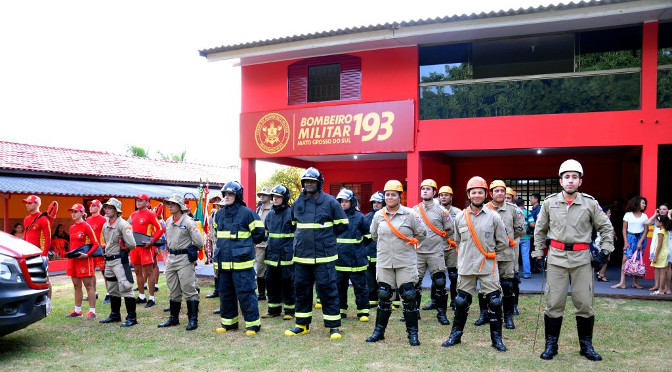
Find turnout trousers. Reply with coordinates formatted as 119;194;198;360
218;268;261;330
294;262;341;328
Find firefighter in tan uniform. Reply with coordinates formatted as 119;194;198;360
442;176;510;352
532;159;613;361
413;179;453;326
474;180;525;330
255;187;272;300
98;198;140;327
158;194;205;331
366;180;426;346
437;186;461;310
505;187;523;316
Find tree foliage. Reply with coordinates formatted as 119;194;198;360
158;150;187;162
127;145;149;158
258;166;304;205
126;145;188;162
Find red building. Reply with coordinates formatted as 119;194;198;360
201;1;672;266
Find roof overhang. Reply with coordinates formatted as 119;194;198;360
202;0;672;66
0;176;204;200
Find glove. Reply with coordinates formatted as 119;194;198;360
591;249;609;272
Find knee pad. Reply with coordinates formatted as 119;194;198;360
487;291;502;308
432;272;446;288
447;269;458;283
398;283;416;302
454;290;472;309
500;279;514;296
377;283;393;302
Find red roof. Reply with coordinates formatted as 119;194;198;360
0;141;238;184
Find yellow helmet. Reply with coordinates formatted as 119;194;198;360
438;186;453;195
420;179;437;190
384;180;404;193
505;187;515;196
489;180;507;190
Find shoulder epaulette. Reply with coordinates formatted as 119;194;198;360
581;193;595;200
544;193;558;201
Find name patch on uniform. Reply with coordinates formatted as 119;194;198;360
550;201;561;208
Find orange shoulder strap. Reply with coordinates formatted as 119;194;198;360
418;203;447;238
382;207;418;249
487;202;515;247
464;209;497;275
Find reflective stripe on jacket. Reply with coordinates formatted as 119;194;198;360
292;190;348;264
264;204;295;266
213;202;265;270
335;207;369;270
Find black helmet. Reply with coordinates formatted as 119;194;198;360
270;184;291;205
301;167;324;191
336;188;358;209
222;181;244;205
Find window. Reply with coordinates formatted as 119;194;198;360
502;178;562;210
330;182;372;213
658;22;672;109
419;26;642;119
288;55;361;105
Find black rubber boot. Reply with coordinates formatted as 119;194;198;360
121;297;138;327
185;300;199;331
540;315;563;360
488;294;507;352
257;278;267;301
448;269;458;310
402;301;420;346
99;296;122;323
577;316;602;361
366;303;392;342
513;274;520;315
442;302;468;347
205;291;219;299
503;295;516;329
158;300;181;328
473;293;489;326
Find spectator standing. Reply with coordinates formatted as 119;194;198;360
516;198;533;279
645;204;669;292
650;213;671;295
11;223;24;238
611;196;649;289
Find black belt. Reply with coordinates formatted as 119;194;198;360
169;249;188;255
105;254;122;261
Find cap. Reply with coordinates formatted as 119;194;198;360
22;195;41;204
136;194;150;201
89;200;102;207
257;187;272;197
68;204;86;213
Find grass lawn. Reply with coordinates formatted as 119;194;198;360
1;272;671;372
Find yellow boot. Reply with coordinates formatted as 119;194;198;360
284;324;310;336
329;328;342;340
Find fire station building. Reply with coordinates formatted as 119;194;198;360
200;1;672;242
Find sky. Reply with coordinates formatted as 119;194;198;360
0;0;559;178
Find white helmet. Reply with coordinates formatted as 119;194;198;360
559;159;583;177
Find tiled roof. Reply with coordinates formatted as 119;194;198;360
0;141;238;185
199;0;634;57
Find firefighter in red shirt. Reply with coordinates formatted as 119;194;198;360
65;204;100;320
128;194;165;307
88;200;108;303
22;195;51;256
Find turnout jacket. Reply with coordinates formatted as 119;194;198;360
335;207;370;271
292;190;348;264
213;202;265;270
363;209;380;262
264;204;296;266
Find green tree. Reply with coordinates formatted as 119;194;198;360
157;150;187;162
258;166;304;205
127;145;149;157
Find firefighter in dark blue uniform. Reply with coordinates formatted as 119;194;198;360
285;167;348;340
213;181;266;336
261;184;296;320
335;188;371;322
364;191;384;308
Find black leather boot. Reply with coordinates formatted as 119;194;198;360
513;274;520;315
436;291;450;326
488;292;506;352
185;300;199;331
473;293;489;326
205;291;219;299
99;296;122;323
442;296;469;347
402;301;420;346
366;303;392;342
257;278;267;301
421;299;436;311
577;316;602;361
158;300;181;328
540;315;563;360
121;297;138;327
503;295;516;329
